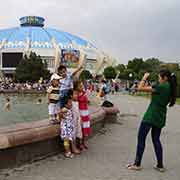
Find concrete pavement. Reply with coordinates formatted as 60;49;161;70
1;94;180;180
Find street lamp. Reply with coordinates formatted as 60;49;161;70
129;73;133;78
127;73;133;91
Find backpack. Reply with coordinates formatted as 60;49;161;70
101;100;114;107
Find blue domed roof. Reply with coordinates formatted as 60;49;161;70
0;16;95;50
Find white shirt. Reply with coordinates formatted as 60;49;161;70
59;72;73;91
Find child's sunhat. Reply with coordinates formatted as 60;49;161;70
50;73;62;81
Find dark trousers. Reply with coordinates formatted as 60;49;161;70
134;122;163;168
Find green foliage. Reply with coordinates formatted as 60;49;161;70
144;58;161;72
127;58;146;73
15;52;51;82
103;66;117;79
80;70;92;80
124;58;161;81
119;69;136;80
115;64;126;73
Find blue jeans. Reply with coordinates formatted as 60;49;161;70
134;122;163;168
59;89;70;108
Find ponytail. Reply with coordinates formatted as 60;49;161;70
168;73;177;107
159;69;177;107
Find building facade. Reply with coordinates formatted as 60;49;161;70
0;16;114;77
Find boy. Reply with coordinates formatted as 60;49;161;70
47;73;61;124
58;65;83;108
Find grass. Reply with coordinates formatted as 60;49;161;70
176;98;180;105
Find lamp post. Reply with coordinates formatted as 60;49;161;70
127;73;133;90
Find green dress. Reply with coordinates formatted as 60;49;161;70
143;82;171;128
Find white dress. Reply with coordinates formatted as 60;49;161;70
72;101;83;139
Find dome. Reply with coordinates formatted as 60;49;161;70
0;16;109;77
0;16;95;50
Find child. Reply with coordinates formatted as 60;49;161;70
4;97;11;111
47;73;61;124
36;98;42;104
77;81;91;149
60;96;79;158
57;65;83;108
72;90;83;150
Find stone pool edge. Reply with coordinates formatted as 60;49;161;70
0;106;119;169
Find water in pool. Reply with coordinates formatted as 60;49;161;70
0;94;48;126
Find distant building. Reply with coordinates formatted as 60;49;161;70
0;16;114;77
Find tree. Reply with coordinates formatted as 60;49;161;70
103;66;117;79
115;64;126;73
15;52;51;82
79;70;92;80
127;58;147;74
144;58;161;72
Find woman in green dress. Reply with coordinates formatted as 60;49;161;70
127;69;177;172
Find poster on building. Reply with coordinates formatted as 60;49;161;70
61;49;80;68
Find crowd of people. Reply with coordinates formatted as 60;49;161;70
0;77;48;92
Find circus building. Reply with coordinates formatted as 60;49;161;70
0;16;115;77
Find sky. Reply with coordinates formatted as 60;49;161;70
0;0;180;64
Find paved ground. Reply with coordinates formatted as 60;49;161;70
1;94;180;180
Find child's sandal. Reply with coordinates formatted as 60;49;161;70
84;142;89;149
64;152;74;158
79;144;85;151
72;149;81;155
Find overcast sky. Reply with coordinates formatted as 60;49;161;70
0;0;180;64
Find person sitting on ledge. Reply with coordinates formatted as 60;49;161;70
47;73;61;124
4;97;11;111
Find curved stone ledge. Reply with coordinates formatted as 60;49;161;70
0;106;119;169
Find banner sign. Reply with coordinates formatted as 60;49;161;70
61;49;80;68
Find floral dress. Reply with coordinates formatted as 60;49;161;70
60;108;75;141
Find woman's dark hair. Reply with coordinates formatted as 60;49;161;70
159;69;177;107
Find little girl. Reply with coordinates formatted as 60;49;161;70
77;81;91;149
60;96;79;158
